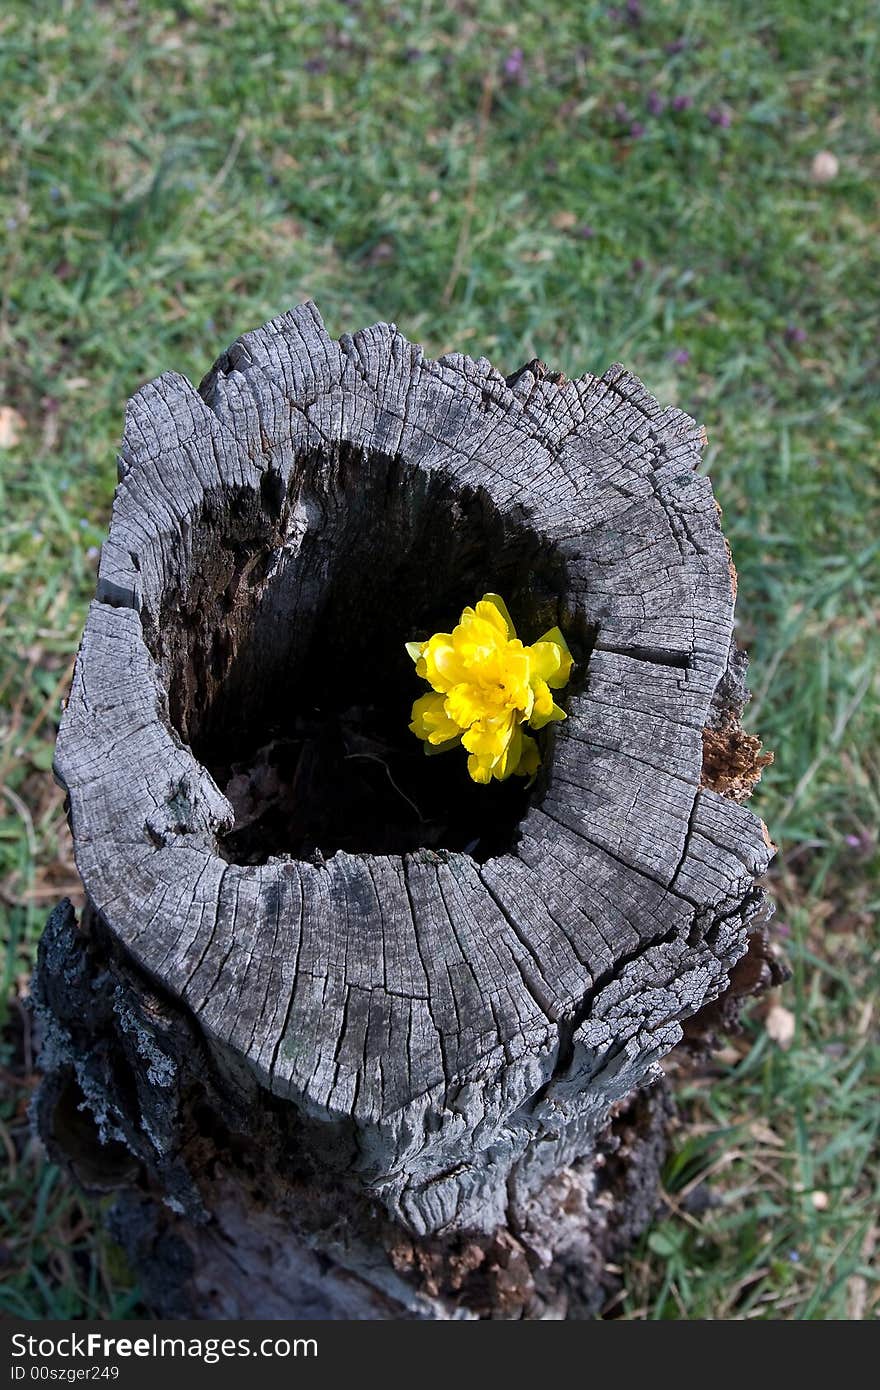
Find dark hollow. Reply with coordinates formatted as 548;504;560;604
150;445;585;865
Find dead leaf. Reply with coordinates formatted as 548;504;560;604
811;150;839;183
749;1121;784;1148
41;396;60;452
765;1003;796;1049
551;210;577;230
0;405;26;448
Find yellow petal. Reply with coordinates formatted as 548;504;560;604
531;678;555;718
444;683;485;730
452;614;506;666
504;643;531;685
514;733;541;779
467;753;494;785
409;691;461;745
424;736;461;757
535;624;568;649
421;634;468;692
528;640;562;684
534;626;573;689
461;710;515;761
529;699;566;731
496;722;523;780
476;593;516;639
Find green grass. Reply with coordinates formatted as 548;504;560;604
1;0;878;1319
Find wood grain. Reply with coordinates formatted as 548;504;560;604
41;304;774;1312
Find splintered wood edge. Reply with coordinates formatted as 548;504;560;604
55;302;773;1232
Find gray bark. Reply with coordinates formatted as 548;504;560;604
35;304;776;1317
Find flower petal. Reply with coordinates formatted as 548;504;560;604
515;733;540;778
534;626;573;688
531;678;555;718
444;682;488;730
476;593;516;639
421;634;468;691
529;699;566;731
409;691;461;745
424;736;462;757
467;752;494;784
528;640;562;683
496;722;523;780
461;715;509;760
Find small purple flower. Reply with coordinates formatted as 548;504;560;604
625;0;643;23
86;546;100;562
666;37;688;55
785;324;807;345
671;349;690;366
646;90;665;116
78;518;89;531
6;217;17;231
788;1251;801;1264
404;47;423;63
577;224;595;240
631;256;646;273
709;106;732;128
504;48;524;79
776;921;791;938
845;831;873;854
672;93;693;112
630;120;645;138
50;186;62;202
304;57;328;74
613;101;630;125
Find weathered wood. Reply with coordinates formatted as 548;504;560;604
34;898;679;1318
36;304;775;1317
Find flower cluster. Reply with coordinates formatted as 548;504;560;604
406;594;572;785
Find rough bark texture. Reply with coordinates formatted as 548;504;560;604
36;304;775;1317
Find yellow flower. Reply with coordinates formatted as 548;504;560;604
406;594;572;784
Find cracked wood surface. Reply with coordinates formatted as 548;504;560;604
55;302;772;1236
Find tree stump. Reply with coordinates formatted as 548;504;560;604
34;304;778;1319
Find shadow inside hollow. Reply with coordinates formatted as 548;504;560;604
151;445;592;865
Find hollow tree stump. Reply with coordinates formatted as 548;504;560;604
34;304;778;1319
